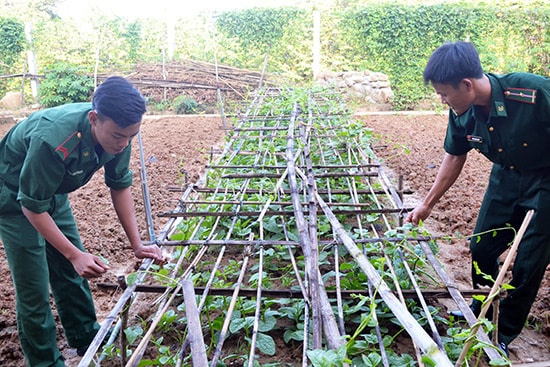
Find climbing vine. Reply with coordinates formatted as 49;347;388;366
215;7;310;80
332;2;549;109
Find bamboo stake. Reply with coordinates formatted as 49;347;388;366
299;105;347;349
97;282;489;300
157;207;413;218
417;240;502;362
144;236;435;247
455;209;534;367
381;246;424;367
367;282;390;367
181;280;208;367
176;187;410;196
397;249;445;351
247;244;264;367
221;171;378;179
285;104;322;349
333;244;346;335
125;277;185;366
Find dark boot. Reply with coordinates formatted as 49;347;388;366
497;341;509;357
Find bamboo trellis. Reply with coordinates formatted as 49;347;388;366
79;87;506;367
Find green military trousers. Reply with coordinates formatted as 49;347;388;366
0;192;100;367
470;165;550;345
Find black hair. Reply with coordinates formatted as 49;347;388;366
92;76;146;128
423;41;484;87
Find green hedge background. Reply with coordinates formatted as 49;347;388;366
1;0;548;109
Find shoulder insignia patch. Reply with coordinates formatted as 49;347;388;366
55;131;82;160
504;88;536;104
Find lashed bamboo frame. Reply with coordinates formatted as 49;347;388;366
78;87;508;367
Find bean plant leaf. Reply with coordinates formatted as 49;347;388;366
258;314;277;332
307;349;343;367
256;333;276;356
284;328;304;343
124;326;143;345
229;316;254;334
362;352;382;367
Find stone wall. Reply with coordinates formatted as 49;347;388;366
315;70;394;110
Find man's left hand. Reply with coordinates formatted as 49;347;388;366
134;243;165;265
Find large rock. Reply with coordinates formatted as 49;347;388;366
0;92;23;110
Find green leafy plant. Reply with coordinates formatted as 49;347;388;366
39;63;94;107
173;95;199;114
0;17;25;94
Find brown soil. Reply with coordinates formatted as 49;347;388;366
0;112;548;366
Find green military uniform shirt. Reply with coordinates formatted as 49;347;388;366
0;102;133;214
443;72;550;170
442;71;550;346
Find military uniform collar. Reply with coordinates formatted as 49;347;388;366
77;117;97;162
487;73;508;118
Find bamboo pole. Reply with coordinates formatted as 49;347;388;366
181;280;208;367
174;199;394;208
157;207;413;218
417;240;502;362
247;245;264;367
175;187;411;196
397;249;445;350
285;104;322;349
367;282;390;367
381;245;424;367
221;171;378;179
97;283;489;300
143;236;435;247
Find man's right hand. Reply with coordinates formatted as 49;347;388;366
405;203;433;226
71;252;110;279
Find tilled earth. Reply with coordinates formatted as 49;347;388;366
0;112;548;366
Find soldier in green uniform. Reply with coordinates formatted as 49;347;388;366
0;76;164;366
406;41;550;357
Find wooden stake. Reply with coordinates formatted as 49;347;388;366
182;280;208;367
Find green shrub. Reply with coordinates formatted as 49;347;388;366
0;17;25;95
39;63;94;107
173;95;199;114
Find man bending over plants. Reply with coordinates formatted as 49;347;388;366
406;41;550;358
0;76;164;366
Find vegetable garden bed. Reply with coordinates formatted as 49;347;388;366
82;87;509;367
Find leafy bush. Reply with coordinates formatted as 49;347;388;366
215;2;549;110
0;17;25;94
173;95;199;114
39;63;94;107
0;17;25;67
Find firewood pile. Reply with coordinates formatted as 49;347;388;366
118;60;274;105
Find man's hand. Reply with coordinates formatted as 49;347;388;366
70;252;110;279
405;203;433;226
133;243;165;265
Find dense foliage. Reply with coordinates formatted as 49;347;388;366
39;63;94;107
215;7;311;80
0;18;25;68
0;17;25;94
0;0;548;110
332;2;550;108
